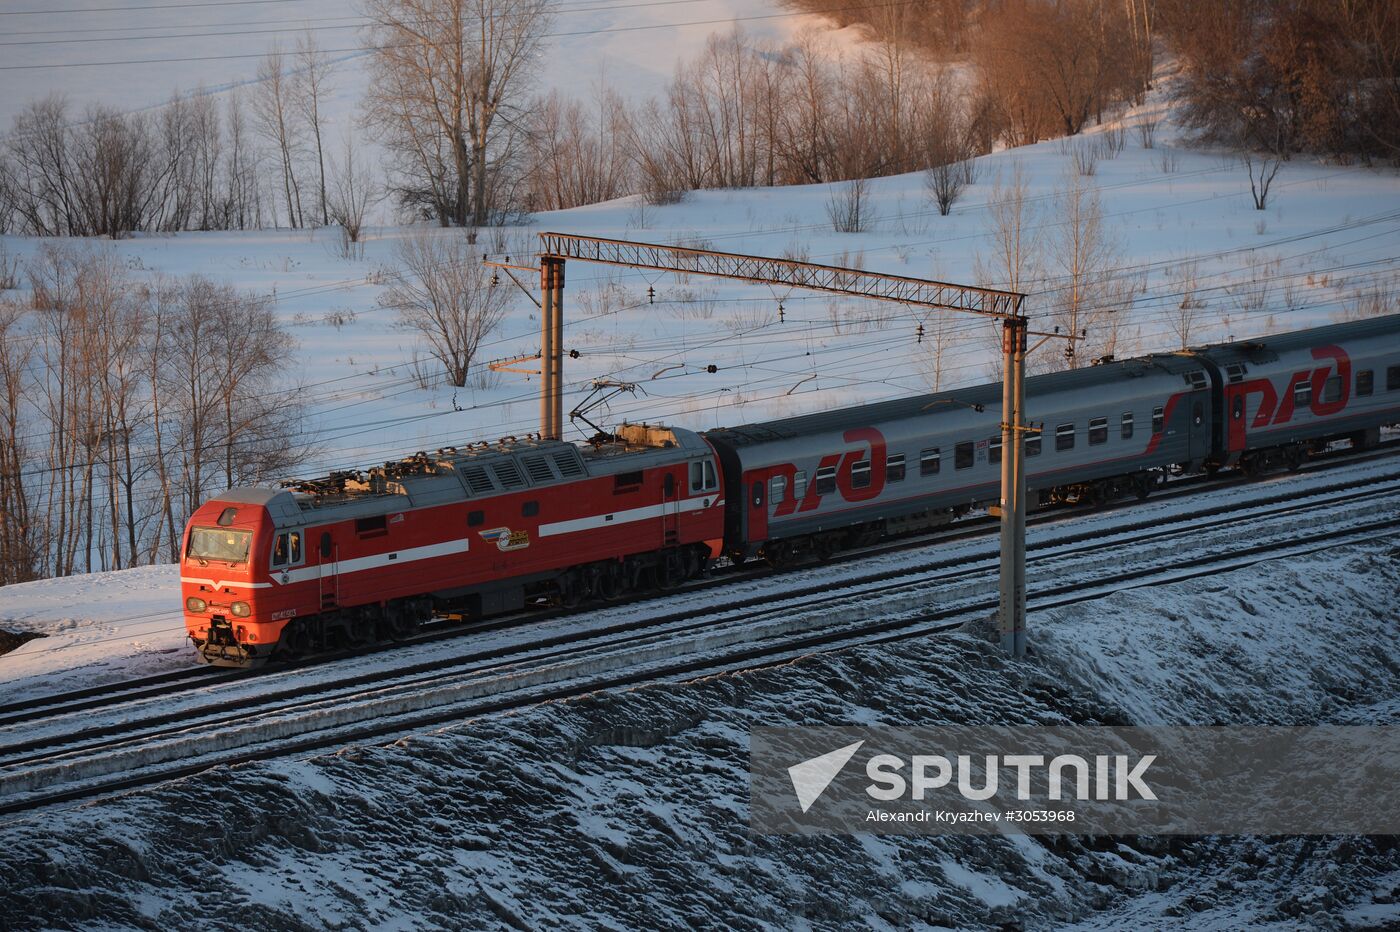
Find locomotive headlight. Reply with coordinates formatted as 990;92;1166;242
230;601;251;617
185;597;207;613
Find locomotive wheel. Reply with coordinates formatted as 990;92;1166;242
1135;474;1154;501
657;551;684;589
558;571;584;608
596;563;626;601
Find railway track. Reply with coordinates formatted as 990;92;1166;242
2;464;1397;820
8;436;1400;730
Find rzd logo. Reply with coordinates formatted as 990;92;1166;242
479;527;530;551
772;427;888;516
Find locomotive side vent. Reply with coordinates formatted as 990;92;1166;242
552;450;584;478
463;465;495;494
523;455;556;484
492;459;526;489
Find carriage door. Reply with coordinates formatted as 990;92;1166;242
745;472;768;542
662;472;679;549
318;531;339;611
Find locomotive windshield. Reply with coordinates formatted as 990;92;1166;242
187;527;252;563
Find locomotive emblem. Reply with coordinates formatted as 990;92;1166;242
479;527;531;551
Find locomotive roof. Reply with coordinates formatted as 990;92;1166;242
208;424;712;527
704;352;1205;447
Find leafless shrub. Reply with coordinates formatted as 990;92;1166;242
0;243;18;290
827;178;875;233
925;160;972;216
1243;150;1282;210
380;231;510;387
1160;148;1181;173
1070;140;1098;176
1102;123;1126;156
1137;114;1159;148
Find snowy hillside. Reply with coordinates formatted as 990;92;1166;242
0;0;844;128
2;71;1398;487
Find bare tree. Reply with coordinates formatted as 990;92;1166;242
293;33;336;226
1166;259;1208;349
380;231;509;386
1048;168;1119;368
975;163;1043;294
364;0;552;227
253;45;305;228
826;177;875;233
327;130;378;259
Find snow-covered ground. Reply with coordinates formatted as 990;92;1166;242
1;534;1397;929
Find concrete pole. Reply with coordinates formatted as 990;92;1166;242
548;258;565;439
539;261;556;439
1011;318;1028;657
998;316;1029;657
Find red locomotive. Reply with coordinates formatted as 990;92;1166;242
182;424;724;666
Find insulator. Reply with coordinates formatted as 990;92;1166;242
647;285;655;304
490;272;499;286
916;323;925;344
778;302;785;322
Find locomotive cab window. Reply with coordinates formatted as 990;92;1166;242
886;454;906;482
988;436;1002;466
1152;406;1165;434
272;530;303;567
815;466;837;495
188;527;251;564
954;442;974;470
1089;417;1108;445
1056;423;1075;452
1387;365;1400;391
851;459;872;489
1121;412;1134;439
1357;370;1374;397
920;448;941;476
690;459;719;493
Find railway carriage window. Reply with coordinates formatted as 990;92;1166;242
1294;380;1312;408
1121;413;1134;439
752;482;764;507
920;448;941;476
1056;423;1075;452
1357;370;1374;397
1192;402;1204;426
851;459;872;489
1152;406;1165;434
467;510;484;527
1388;366;1400;391
770;475;786;503
954;442;974;469
815;466;837;495
793;470;807;501
1025;433;1041;457
988;437;1002;466
1233;396;1245;420
887;454;906;482
1089;417;1109;445
522;500;540;517
1322;376;1342;405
